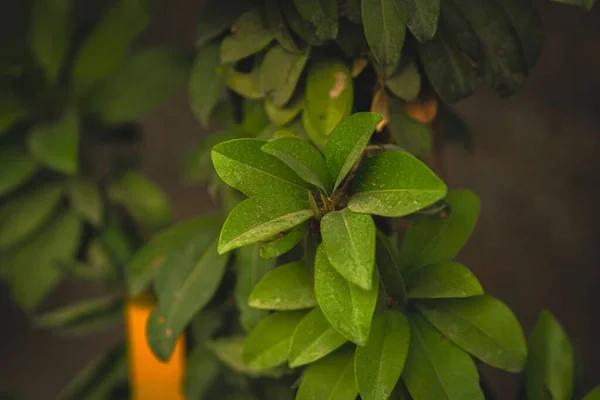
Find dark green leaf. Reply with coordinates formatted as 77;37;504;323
71;0;151;97
296;347;358;400
265;0;304;53
218;64;264;99
186;346;221;400
243;311;306;369
525;310;575;400
84;46;191;124
356;311;410;400
293;0;339;40
147;217;228;360
325;112;382;190
305;59;354;139
208;336;288;378
189;308;224;344
195;0;249;49
416;295;527;372
398;189;480;271
582;386;600;400
98;213;135;268
218;194;313;254
314;244;378;345
261;46;310;107
220;9;274;63
496;0;543;72
348;152;447;217
450;0;525;96
406;262;482;299
0;144;37;196
320;208;376;290
388;98;433;159
242;99;270;135
235;243;274;331
403;314;484;400
0;95;27;135
249;261;316;310
56;342;128;400
190;42;224;127
336;20;368;58
108;170;171;228
30;0;70;82
342;0;362;24
386;59;421;101
549;0;595;10
35;295;123;335
281;1;326;46
127;216;214;296
262;136;331;192
362;0;406;77
396;0;440;42
211;138;311;197
260;221;308;259
0;182;64;249
6;211;82;312
375;230;406;305
67;178;103;226
28;108;79;175
55;260;115;284
288;307;347;367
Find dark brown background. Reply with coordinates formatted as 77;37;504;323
1;1;599;399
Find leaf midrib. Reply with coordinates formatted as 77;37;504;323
413;325;452;399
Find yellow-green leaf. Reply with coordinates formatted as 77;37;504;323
0;144;37;196
249;261;316;310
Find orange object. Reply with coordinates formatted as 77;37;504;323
404;97;438;125
126;296;186;400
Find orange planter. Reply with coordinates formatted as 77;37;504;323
126;296;185;400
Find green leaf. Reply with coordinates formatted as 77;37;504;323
211;138;311;197
320;208;376;290
293;0;339;40
305;59;354;138
28;108;79;175
348;152;447;217
218;64;264;99
495;0;542;73
242;99;270;135
0;95;28;135
386;58;421;101
6;210;82;312
375;230;406;305
195;0;249;49
190;42;224;127
208;336;288;378
314;244;378;345
403;314;484;400
35;295;123;335
289;307;347;367
29;0;70;82
342;0;362;24
98;213;135;268
396;0;440;42
550;0;595;10
355;311;410;400
147;217;228;360
388;98;432;159
303;107;328;151
450;0;525;96
218;193;313;254
0;144;37;196
83;46;191;124
249;261;316;310
325;112;382;190
67;178;103;226
262;136;332;192
220;9;274;63
235;243;274;331
265;0;304;53
337;20;368;58
0;182;64;249
71;0;151;97
261;46;310;107
398;189;480;271
281;1;326;46
108;170;171;228
85;239;118;281
243;311;306;369
127;217;217;296
56;342;128;400
296;347;358;400
416;295;527;372
260;222;308;259
406;262;483;299
582;386;600;400
186;346;221;400
362;0;406;77
55;260;115;284
525;310;575;400
266;97;303;127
